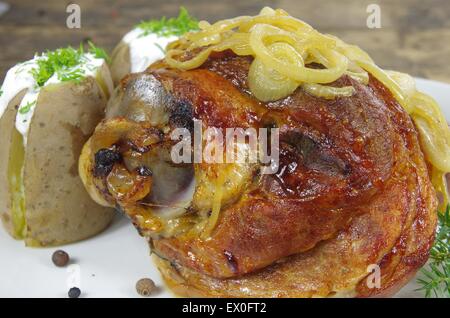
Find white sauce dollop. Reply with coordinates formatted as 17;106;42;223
122;28;178;73
0;60;38;122
0;53;106;145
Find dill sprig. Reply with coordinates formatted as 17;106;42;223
18;100;36;114
57;68;86;84
417;263;450;298
29;42;110;87
136;7;199;38
87;41;111;63
432;205;450;263
416;204;450;298
30;46;84;87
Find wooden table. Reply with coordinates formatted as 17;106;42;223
1;0;449;83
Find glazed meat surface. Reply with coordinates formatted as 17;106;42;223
81;51;437;296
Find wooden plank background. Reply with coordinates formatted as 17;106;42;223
1;0;449;82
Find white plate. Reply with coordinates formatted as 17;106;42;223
0;78;448;298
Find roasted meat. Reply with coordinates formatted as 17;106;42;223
79;51;437;297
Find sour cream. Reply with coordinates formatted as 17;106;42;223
0;53;106;145
122;28;178;73
0;60;38;122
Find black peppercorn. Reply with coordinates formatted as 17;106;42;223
68;287;81;298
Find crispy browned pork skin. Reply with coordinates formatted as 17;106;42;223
81;51;437;297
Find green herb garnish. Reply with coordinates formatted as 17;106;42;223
0;88;3;97
30;46;84;87
14;61;34;75
57;68;86;83
31;46;83;87
154;43;166;54
18;101;36;114
88;41;111;63
30;42;110;87
136;7;199;38
416;205;450;298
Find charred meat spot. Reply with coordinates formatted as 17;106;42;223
283;131;316;158
281;131;347;176
223;250;239;274
94;147;122;177
169;100;194;131
137;166;153;177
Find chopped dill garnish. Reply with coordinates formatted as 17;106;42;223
136;7;199;38
416;204;450;297
31;46;84;87
88;41;111;63
154;42;166;54
57;68;86;83
29;42;110;87
18;100;36;114
14;61;34;75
